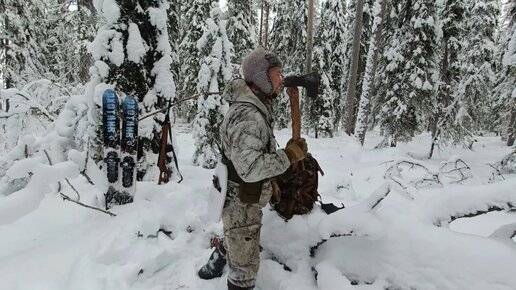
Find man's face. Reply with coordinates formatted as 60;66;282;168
268;66;283;97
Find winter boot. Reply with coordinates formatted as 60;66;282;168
227;280;254;290
198;241;227;279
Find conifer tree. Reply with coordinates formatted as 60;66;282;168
88;0;176;180
1;1;49;87
428;0;470;157
179;0;211;98
374;0;439;146
269;0;308;129
193;2;233;169
495;1;515;146
226;0;256;67
169;0;181;87
454;0;500;135
311;0;347;137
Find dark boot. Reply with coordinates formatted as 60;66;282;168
198;245;227;279
227;280;254;290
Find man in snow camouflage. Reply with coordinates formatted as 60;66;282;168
198;47;308;290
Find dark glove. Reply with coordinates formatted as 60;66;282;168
284;138;307;164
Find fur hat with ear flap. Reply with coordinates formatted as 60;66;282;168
241;47;282;96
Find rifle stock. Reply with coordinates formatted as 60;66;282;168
158;121;172;184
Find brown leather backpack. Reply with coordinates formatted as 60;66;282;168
273;153;324;220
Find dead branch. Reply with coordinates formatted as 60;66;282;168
487;163;505;182
384;159;439;196
365;183;393;210
434;203;516;227
65;178;81;200
310;232;358;257
139;91;222;121
60;192;116;217
489;222;516;240
439;158;473;184
43;149;114;217
81;142;95;185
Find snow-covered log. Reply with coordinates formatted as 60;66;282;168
423;179;516;226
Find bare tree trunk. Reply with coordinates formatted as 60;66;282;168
430;16;451;159
508;105;516;147
264;2;269;48
355;0;387;145
2;0;13;90
78;0;95;83
259;1;270;48
344;0;365;135
259;1;264;46
306;0;314;74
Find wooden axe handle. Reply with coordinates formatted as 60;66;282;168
288;89;301;140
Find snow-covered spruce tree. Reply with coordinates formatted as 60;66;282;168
45;0;97;86
1;0;90;87
269;0;308;129
1;0;48;87
453;0;500;136
428;0;470;158
373;0;439;146
169;0;181;87
495;1;515;146
192;2;233;169
179;0;211;99
89;0;176;180
226;0;256;68
310;0;348;137
77;0;99;84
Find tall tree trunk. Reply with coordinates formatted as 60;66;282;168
344;0;365;135
259;1;270;48
78;0;95;83
430;20;451;159
306;0;314;73
355;0;387;145
3;0;13;89
508;105;516;147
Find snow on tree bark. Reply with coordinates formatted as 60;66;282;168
354;0;387;145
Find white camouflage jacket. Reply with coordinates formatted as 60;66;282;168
220;79;291;186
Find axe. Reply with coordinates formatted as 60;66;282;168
283;72;320;139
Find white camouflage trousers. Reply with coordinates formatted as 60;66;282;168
222;180;273;288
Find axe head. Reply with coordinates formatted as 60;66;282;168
283;72;320;98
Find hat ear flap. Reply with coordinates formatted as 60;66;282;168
242;47;280;96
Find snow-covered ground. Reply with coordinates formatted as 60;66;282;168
0;126;515;290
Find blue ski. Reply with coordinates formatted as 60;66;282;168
121;95;139;198
102;89;121;209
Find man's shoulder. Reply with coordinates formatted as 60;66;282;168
226;102;264;124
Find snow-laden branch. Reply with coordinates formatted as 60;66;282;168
311;183;392;256
489;222;516;240
423;178;516;226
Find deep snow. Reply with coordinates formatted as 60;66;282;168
0;126;515;290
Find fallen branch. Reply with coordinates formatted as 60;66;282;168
310;232;359;257
489;222;516;240
434;203;516;227
43;149;115;217
60;192;116;217
439;158;472;184
487;163;505;182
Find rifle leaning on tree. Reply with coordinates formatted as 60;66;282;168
142;92;221;185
